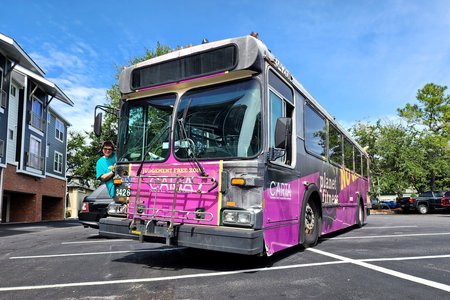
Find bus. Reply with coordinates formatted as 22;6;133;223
97;33;370;256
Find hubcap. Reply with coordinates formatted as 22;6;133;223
305;203;315;233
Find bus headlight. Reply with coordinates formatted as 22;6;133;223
222;210;254;227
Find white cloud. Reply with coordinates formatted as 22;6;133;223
29;41;110;133
50;86;107;133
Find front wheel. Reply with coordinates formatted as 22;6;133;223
303;200;320;248
417;204;428;214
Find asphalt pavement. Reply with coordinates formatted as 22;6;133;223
0;213;449;299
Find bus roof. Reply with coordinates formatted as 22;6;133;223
119;34;368;156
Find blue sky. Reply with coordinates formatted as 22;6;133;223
2;0;450;133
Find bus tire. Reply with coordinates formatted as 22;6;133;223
303;199;320;248
356;200;364;228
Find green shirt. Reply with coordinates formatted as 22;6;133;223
96;153;116;197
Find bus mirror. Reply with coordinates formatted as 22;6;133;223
269;117;292;161
94;112;103;137
274;117;292;149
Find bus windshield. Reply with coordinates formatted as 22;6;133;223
175;79;261;159
118;94;176;162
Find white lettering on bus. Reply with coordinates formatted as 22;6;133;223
319;172;338;204
269;181;292;200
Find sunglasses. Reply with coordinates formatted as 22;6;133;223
103;147;113;151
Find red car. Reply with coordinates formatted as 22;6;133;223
441;191;450;209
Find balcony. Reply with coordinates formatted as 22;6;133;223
27;152;44;170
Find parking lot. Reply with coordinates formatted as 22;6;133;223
0;213;449;299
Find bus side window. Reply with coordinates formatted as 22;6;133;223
355;150;362;175
329;124;343;165
304;103;326;158
344;138;354;171
363;156;369;178
268;70;293;165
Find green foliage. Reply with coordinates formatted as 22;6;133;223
67;42;172;185
353;83;450;196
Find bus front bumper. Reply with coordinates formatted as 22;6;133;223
99;217;264;255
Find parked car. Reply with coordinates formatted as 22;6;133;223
398;191;444;214
78;184;113;229
442;191;450;209
379;200;397;209
371;199;396;210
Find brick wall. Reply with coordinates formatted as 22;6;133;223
3;164;66;222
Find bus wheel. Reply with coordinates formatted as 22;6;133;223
303;200;319;248
356;201;364;228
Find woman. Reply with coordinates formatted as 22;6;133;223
96;140;116;197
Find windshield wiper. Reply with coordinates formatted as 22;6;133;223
136;124;170;176
178;99;207;177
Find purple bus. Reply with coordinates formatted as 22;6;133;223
97;34;370;256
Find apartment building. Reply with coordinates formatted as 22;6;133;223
0;33;73;223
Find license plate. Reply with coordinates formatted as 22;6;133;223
115;186;131;197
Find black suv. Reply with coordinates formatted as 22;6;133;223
78;184;113;229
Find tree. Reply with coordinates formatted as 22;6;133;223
352;83;450;196
398;83;450;190
67;42;172;185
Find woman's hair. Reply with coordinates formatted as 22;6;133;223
101;140;115;150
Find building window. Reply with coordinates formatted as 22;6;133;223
28;136;43;170
54;151;63;173
31;97;45;131
0;68;6;109
55;118;64;141
0;139;4;157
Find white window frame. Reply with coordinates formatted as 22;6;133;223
0;67;6;110
28;135;42;170
31;96;44;131
54;151;63;173
55;118;64;142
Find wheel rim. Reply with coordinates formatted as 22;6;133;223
305;203;315;233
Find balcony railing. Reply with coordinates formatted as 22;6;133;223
1;90;6;108
27;152;44;170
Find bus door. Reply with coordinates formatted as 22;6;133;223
264;70;299;254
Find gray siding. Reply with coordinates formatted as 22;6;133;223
46;111;68;178
0;53;9;164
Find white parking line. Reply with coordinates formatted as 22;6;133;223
362;254;450;262
368;226;418;229
62;239;132;244
307;248;450;293
322;232;450;240
0;260;347;292
4;250;450;292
